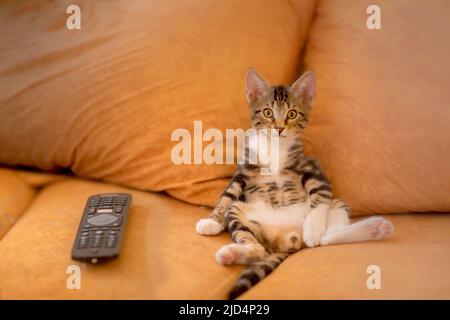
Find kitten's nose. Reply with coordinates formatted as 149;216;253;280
275;127;284;135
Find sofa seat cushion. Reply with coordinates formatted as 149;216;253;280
242;213;450;299
0;178;241;299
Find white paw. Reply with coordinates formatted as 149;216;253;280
303;219;326;248
196;218;224;235
366;217;394;240
215;244;248;265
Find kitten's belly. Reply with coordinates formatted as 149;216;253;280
245;201;310;228
244;173;306;207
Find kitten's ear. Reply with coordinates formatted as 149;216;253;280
290;71;316;106
246;68;270;104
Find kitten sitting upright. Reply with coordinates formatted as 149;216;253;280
196;68;394;299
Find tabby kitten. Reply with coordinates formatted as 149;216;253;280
196;68;394;299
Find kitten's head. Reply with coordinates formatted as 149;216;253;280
246;68;316;137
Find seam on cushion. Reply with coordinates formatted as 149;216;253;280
0;171;69;240
0;175;35;241
13;169;70;189
288;0;318;77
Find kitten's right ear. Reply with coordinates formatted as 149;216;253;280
246;68;270;104
290;71;316;106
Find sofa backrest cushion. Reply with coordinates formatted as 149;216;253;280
303;0;450;215
0;0;316;206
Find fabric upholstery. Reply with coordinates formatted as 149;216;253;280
0;173;448;299
242;213;450;299
0;168;68;239
0;168;35;239
302;0;450;215
0;0;316;207
0;177;242;299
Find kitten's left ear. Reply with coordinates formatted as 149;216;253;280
246;68;270;104
290;71;316;106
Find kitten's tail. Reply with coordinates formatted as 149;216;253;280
229;252;289;300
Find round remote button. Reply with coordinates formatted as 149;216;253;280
87;214;118;226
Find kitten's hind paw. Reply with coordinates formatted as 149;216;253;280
367;217;394;240
215;244;247;265
196;218;224;235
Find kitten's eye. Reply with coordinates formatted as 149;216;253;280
287;110;297;119
263;108;273;118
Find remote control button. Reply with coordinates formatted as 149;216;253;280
109;231;117;235
111;216;123;227
92;236;105;247
97;208;113;214
78;237;90;248
115;206;122;213
95;230;104;235
106;236;117;248
87;214;118;226
81;231;89;236
89;207;96;214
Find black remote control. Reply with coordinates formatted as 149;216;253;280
71;193;132;263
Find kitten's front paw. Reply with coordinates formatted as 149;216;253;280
196;218;224;236
303;218;326;248
215;244;247;265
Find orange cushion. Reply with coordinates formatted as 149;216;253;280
0;169;35;239
303;0;450;215
0;178;242;299
241;213;450;299
0;0;316;206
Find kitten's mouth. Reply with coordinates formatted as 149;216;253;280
267;130;288;138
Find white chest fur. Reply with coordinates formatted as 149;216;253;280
247;131;296;175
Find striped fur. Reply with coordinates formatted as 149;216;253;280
229;252;288;300
197;69;393;299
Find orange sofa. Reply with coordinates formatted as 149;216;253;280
0;0;449;299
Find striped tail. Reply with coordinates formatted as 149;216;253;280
229;252;289;300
